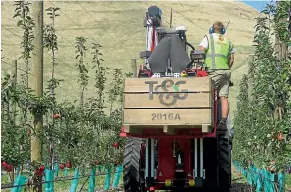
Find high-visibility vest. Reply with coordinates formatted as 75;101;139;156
204;34;233;70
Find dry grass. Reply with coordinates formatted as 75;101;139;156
1;1;261;122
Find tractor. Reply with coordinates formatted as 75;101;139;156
120;6;234;192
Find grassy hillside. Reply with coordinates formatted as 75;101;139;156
1;1;260;122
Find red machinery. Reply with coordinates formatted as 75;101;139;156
121;6;233;192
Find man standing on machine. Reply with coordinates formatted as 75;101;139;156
199;21;235;130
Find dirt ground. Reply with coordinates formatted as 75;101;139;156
93;166;249;192
230;165;249;192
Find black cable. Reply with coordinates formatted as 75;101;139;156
186;42;195;50
78;176;90;192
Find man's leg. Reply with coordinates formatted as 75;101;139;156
217;71;231;129
220;96;229;122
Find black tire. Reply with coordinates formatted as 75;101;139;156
204;138;218;189
123;138;145;192
217;135;231;192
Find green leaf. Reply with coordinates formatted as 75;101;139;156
17;20;23;27
45;7;53;11
13;13;21;18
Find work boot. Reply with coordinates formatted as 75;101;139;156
217;119;227;131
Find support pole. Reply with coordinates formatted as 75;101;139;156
131;59;137;78
31;1;43;192
274;0;287;62
274;1;286;122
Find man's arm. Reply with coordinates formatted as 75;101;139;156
199;46;206;51
199;36;208;52
229;53;234;69
228;42;235;69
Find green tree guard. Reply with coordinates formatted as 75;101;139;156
252;166;260;189
11;175;27;192
250;165;256;185
278;172;285;192
88;167;96;192
112;165;123;188
268;171;275;192
97;165;102;173
69;168;80;192
16;167;20;176
44;169;54;192
64;167;69;176
263;170;274;192
103;166;112;190
96;165;101;173
255;169;263;192
247;169;253;185
235;162;241;172
54;163;59;178
100;165;105;173
242;169;247;177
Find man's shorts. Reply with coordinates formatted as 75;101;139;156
208;70;231;98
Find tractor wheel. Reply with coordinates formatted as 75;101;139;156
203;138;218;190
123;137;145;192
217;134;231;192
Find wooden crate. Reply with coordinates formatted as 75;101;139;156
123;76;214;134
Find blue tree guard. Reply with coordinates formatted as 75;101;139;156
104;166;112;190
255;169;263;192
69;168;80;192
54;163;59;178
44;169;54;192
10;175;27;192
247;169;253;185
112;165;123;188
263;170;275;192
278;172;285;192
16;167;20;176
88;167;96;192
64;167;69;176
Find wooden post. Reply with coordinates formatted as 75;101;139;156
131;59;137;78
31;1;43;192
274;0;286;122
274;0;287;62
280;42;287;61
276;30;287;61
274;0;280;56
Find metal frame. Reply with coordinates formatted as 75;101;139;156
122;85;219;191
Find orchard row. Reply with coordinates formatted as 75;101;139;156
1;1;129;179
233;1;290;172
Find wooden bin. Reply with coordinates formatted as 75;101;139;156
122;76;214;134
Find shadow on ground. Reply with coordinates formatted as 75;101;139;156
230;183;249;192
95;183;250;192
